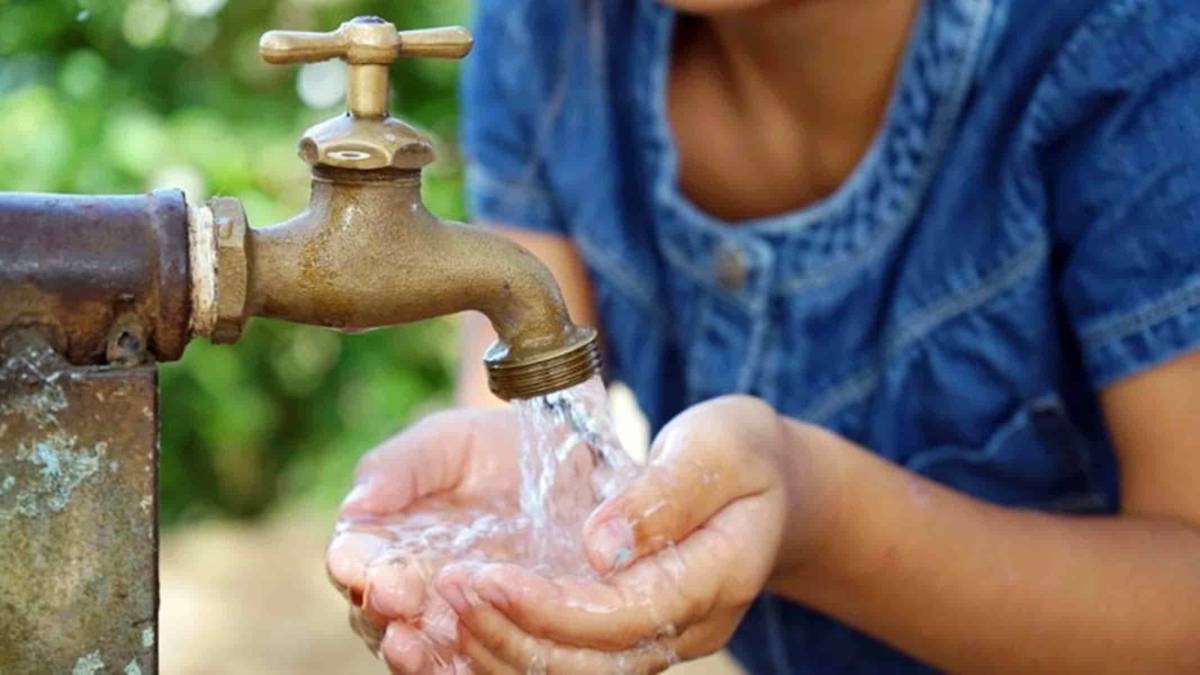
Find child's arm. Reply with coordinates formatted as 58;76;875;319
767;348;1200;673
441;350;1200;673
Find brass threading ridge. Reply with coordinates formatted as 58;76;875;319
486;331;602;400
311;166;422;185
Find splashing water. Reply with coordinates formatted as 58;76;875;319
334;376;676;670
512;375;640;574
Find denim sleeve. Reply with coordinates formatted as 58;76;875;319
459;0;564;234
1050;1;1200;388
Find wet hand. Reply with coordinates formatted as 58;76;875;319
435;395;804;673
326;408;522;673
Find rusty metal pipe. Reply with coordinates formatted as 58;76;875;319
0;191;191;365
241;168;598;399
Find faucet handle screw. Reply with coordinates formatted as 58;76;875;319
260;17;472;118
258;17;472;170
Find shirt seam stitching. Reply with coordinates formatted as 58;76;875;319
1079;277;1200;347
800;235;1048;422
905;391;1063;473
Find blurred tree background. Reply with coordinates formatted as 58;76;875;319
0;0;468;525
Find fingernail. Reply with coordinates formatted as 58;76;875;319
340;482;372;510
590;517;635;571
473;577;507;609
439;581;469;614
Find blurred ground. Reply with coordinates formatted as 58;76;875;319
160;509;744;675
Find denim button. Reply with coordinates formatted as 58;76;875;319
715;243;748;290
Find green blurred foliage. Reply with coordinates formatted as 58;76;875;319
0;0;469;524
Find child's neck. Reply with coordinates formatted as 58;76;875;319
666;1;920;220
696;0;919;160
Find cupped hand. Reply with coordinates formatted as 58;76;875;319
326;407;524;674
434;395;806;674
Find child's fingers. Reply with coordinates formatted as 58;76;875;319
458;491;775;654
451;563;658;651
348;604;386;655
447;589;584;672
365;555;429;621
463;538;719;652
457;625;521;675
439;562;732;673
327;530;390;595
342;409;515;518
451;587;682;674
435;561;545;668
583;399;778;574
382;622;431;674
582;462;742;574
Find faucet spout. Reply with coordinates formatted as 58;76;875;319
243;168;599;399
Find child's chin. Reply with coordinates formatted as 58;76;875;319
659;0;775;16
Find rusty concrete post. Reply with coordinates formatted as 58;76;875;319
0;191;191;674
0;331;159;674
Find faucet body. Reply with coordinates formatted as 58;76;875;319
244;167;595;376
207;16;602;399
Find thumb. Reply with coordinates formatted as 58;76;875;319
582;403;773;574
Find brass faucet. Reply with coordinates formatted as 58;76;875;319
189;17;599;400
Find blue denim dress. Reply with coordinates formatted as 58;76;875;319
460;0;1200;671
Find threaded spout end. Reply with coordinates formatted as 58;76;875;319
484;327;601;400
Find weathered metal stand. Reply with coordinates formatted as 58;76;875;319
0;191;186;674
0;332;158;674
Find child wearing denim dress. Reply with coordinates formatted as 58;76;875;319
329;0;1200;671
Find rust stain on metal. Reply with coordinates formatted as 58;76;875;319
0;331;158;674
0;191;191;365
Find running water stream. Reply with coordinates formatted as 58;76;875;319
335;376;676;670
512;375;640;573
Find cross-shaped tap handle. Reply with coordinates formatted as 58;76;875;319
260;16;472;118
